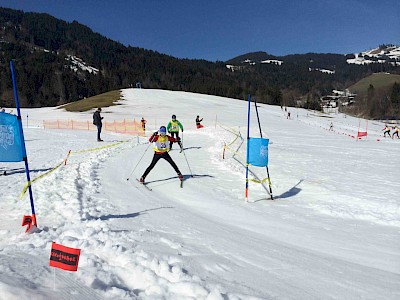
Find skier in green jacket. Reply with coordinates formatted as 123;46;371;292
167;114;184;150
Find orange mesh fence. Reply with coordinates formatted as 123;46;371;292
43;120;88;130
43;119;145;136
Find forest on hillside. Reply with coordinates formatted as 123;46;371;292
0;7;399;118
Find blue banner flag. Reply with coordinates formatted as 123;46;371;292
248;137;269;167
0;112;26;162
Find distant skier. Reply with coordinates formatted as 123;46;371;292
196;115;203;129
329;122;333;131
141;117;147;131
392;126;399;139
167;114;183;150
93;107;104;142
139;126;183;183
382;125;391;138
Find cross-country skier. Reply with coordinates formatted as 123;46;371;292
167;114;184;150
139;126;183;183
392;125;399;139
383;125;391;138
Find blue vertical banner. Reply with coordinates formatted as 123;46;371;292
248;137;269;167
0;112;27;162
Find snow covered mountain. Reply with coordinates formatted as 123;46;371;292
346;45;400;66
227;45;400;70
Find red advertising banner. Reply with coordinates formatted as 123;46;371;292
49;242;81;272
21;215;32;233
357;131;367;138
21;215;39;233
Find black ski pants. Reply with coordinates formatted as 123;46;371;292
142;152;181;179
170;131;182;149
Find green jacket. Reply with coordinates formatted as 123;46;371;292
167;119;184;132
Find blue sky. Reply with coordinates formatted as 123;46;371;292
0;0;399;61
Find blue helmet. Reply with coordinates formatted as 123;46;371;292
159;126;167;134
172;114;176;119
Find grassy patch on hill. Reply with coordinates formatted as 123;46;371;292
60;90;122;112
348;73;400;94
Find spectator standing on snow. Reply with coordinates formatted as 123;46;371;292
93;107;104;142
392;126;399;139
382;125;391;138
329;122;333;131
167;114;183;150
139;126;183;183
141;117;147;131
196;115;204;129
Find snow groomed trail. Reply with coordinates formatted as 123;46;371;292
0;89;399;299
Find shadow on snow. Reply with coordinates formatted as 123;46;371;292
92;206;174;221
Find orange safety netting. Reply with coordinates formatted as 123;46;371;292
43;119;145;136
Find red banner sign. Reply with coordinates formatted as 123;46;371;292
357;131;367;138
21;215;32;233
49;242;81;271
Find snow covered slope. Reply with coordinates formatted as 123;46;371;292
0;89;399;299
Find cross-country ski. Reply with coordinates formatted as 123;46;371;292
135;178;152;191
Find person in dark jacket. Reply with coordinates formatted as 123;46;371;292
141;117;147;131
196;115;203;129
93;107;104;141
140;126;183;183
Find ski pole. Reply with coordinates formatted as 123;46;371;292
126;142;151;180
181;147;193;177
253;97;273;200
180;132;193;177
181;130;185;150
